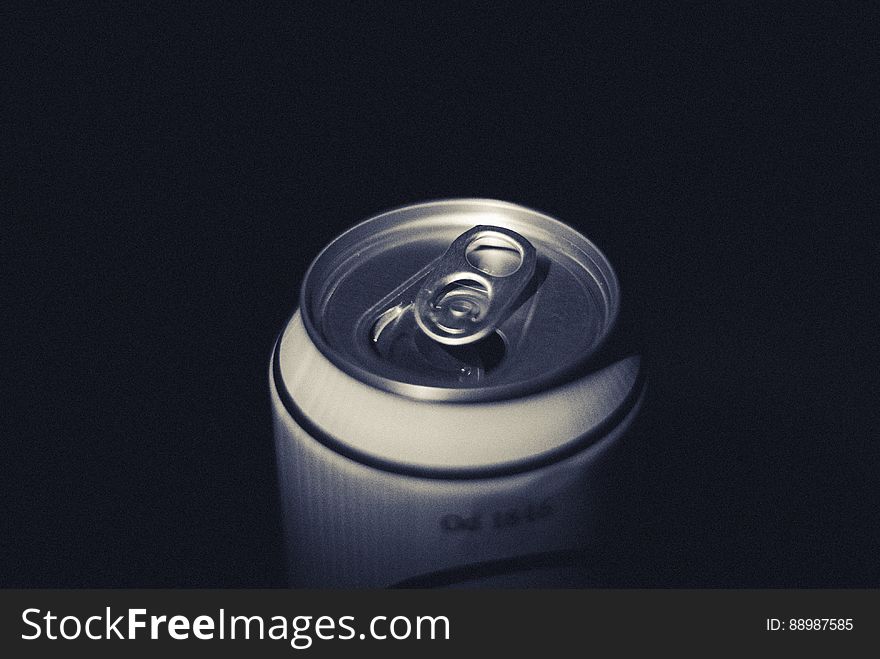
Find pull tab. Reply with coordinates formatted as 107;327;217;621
414;226;536;346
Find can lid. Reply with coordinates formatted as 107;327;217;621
300;199;620;402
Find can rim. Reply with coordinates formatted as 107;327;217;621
298;198;621;402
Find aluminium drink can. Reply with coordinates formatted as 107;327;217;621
270;199;644;587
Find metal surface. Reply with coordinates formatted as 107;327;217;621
271;198;643;587
300;199;620;402
271;369;643;587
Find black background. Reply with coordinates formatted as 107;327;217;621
5;3;877;587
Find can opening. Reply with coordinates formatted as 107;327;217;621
370;303;506;383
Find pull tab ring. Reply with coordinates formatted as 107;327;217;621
413;225;536;346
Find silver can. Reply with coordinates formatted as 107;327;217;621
270;199;644;587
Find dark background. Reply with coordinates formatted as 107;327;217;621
5;3;877;587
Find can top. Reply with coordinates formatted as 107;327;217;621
300;199;620;402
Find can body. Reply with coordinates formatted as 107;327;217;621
270;199;644;587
